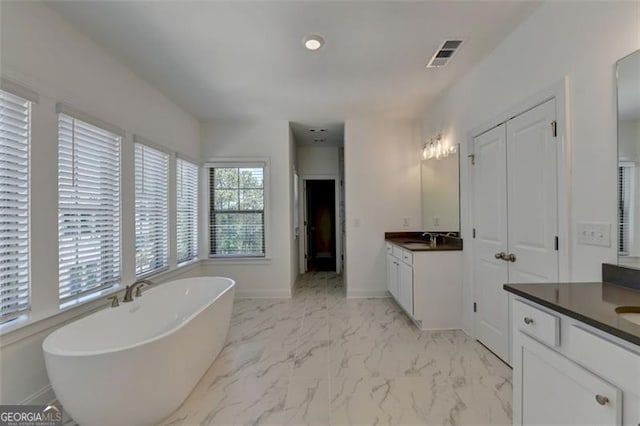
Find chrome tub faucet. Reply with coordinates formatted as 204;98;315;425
123;279;153;303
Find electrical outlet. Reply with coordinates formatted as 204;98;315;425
433;216;440;227
402;217;410;227
353;218;360;228
577;222;611;247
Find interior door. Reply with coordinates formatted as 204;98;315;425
473;123;510;361
506;99;559;284
305;180;336;271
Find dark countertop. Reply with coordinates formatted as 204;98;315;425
385;232;463;252
504;282;640;347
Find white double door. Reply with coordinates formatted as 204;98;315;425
473;99;559;363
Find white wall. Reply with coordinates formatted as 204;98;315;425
421;1;640;334
344;119;422;297
289;126;299;288
0;1;201;404
200;120;295;297
421;153;460;231
297;146;340;176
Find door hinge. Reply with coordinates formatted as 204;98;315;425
554;236;559;251
468;154;475;165
551;120;557;138
472;228;476;238
473;302;477;313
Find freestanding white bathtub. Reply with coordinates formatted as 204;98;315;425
43;276;235;426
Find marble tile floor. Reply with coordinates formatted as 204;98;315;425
157;272;513;426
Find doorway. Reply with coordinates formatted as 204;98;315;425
305;179;337;271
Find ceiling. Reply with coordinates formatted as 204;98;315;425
48;1;540;127
290;122;344;147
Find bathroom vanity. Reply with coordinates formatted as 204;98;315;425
385;233;462;330
504;276;640;426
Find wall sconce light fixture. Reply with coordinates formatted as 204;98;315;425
422;133;458;161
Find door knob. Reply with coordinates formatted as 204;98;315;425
494;252;506;260
595;394;609;406
507;253;516;262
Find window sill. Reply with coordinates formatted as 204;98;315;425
0;287;120;348
177;258;199;268
0;260;200;348
59;285;121;311
205;256;272;265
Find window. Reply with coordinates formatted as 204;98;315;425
0;89;31;322
176;158;198;264
209;165;265;257
58;114;121;303
619;162;634;256
135;143;169;275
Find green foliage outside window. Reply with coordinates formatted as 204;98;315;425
210;167;265;256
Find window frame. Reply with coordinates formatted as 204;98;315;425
134;138;170;277
205;158;270;260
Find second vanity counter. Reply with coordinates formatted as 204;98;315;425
385;232;462;330
384;231;463;252
503;264;640;425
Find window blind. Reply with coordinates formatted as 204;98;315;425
176;158;198;263
135;143;169;275
0;90;31;322
618;164;633;256
58;114;121;303
209;166;265;257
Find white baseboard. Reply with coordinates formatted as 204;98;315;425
19;384;55;406
235;289;292;298
346;289;391;298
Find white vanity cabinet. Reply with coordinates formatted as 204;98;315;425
386;243;413;315
512;297;640;426
385;242;461;329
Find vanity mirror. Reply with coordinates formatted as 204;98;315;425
421;149;460;232
617;49;640;268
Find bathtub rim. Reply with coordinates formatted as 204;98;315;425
42;276;235;358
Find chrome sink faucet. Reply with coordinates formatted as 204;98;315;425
123;279;153;303
421;232;437;248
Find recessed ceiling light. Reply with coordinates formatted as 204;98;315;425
303;35;324;51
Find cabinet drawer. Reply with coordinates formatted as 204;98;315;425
568;325;640;395
513;299;560;347
402;250;413;265
392;245;403;258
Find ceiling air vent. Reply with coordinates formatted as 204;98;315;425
426;39;463;68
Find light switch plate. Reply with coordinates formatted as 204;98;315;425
577;222;611;247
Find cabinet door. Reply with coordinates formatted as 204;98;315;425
515;333;621;426
386;254;398;300
398;261;413;316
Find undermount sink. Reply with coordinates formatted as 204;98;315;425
615;306;640;326
402;242;435;249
